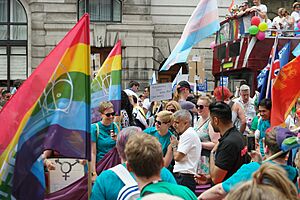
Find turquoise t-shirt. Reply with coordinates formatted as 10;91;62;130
140;181;197;200
91;165;176;200
143;127;173;156
91;121;119;162
257;119;270;157
222;161;298;193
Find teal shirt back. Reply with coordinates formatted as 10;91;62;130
91;121;119;162
140;181;197;200
143;127;173;156
91;165;176;200
222;161;298;193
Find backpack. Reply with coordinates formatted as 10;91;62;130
110;164;140;200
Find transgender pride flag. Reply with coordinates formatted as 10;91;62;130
0;14;91;200
160;0;220;71
91;41;122;123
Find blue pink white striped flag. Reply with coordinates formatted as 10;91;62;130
160;0;220;71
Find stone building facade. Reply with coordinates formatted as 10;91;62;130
0;0;295;90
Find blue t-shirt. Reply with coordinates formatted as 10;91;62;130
91;121;119;162
143;127;173;156
91;165;177;200
222;161;298;193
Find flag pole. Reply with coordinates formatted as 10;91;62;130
85;12;92;200
88;161;92;200
265;32;279;99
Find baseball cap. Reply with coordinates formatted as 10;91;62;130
177;81;191;92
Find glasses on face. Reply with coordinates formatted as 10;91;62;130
196;104;207;110
167;108;176;113
155;120;169;126
104;112;115;117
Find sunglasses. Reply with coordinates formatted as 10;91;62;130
167;109;176;113
155;120;169;126
104;112;115;117
196;105;207;110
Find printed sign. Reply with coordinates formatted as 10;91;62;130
219;76;228;87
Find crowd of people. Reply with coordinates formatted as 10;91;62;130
75;79;300;200
228;0;300;36
3;74;300;199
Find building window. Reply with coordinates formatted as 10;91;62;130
78;0;122;22
0;0;27;86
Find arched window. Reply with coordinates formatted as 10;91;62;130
78;0;122;22
0;0;28;87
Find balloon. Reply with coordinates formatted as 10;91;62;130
258;22;268;32
249;25;259;35
297;22;300;29
251;16;260;26
210;41;216;49
256;31;265;41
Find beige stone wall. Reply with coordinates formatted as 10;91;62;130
23;0;287;91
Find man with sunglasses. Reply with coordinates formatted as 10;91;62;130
171;109;201;193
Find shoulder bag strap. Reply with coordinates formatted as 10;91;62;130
110;164;137;186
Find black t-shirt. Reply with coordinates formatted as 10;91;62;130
214;126;250;181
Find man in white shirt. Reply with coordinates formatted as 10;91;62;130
233;85;256;134
171;109;201;193
249;0;267;21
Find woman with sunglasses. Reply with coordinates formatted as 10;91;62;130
194;96;219;179
143;110;175;168
165;100;181;113
91;101;120;182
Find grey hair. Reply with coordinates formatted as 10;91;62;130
116;126;142;160
240;84;250;91
173;109;192;125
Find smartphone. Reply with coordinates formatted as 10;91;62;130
247;135;255;152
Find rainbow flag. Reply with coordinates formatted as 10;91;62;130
271;55;300;127
160;0;220;71
91;40;122;123
232;19;239;40
0;14;91;199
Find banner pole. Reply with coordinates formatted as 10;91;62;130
88;161;92;200
266;32;279;99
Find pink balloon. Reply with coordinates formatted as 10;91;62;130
297;22;300;30
256;31;265;41
210;41;216;49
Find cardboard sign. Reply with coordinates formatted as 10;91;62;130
150;83;172;102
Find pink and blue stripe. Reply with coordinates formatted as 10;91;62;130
160;0;220;71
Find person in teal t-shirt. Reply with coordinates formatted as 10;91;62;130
256;99;271;157
198;126;299;200
91;127;176;200
140;181;197;199
143;110;175;168
125;133;197;200
90;101;120;182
